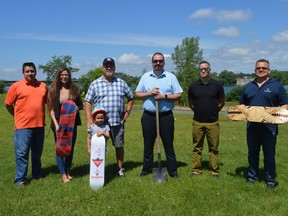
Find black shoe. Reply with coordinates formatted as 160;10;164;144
169;173;179;178
246;178;257;184
140;171;152;177
266;182;276;189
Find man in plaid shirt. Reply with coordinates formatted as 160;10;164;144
85;57;134;177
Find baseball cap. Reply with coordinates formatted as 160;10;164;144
92;107;107;118
102;57;115;66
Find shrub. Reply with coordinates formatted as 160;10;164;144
226;86;243;102
0;81;5;94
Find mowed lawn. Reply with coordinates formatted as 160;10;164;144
1;93;288;216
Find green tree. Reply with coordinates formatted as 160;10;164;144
218;70;237;86
172;37;203;105
78;67;103;94
237;72;254;79
211;72;219;79
0;81;5;94
115;72;140;87
270;70;288;85
39;55;79;84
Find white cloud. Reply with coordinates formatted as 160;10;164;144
225;46;251;57
6;33;181;48
189;9;252;23
272;30;288;42
217;10;252;22
212;26;240;37
189;8;214;19
3;67;18;73
0;67;21;80
118;53;145;65
204;38;288;73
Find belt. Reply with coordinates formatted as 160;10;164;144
144;110;172;117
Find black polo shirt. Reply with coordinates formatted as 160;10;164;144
188;78;224;123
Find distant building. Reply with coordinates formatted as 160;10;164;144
236;78;254;86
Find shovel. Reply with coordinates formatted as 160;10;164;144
153;100;168;183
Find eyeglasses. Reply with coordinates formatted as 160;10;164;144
153;60;164;64
256;67;269;70
198;68;210;71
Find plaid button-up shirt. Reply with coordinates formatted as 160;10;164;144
85;76;134;126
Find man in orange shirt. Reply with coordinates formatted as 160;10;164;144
5;62;47;186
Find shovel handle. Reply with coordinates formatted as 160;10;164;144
155;100;161;155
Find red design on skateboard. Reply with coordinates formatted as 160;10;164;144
92;158;104;167
56;100;76;157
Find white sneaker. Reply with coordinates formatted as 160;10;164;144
117;168;125;177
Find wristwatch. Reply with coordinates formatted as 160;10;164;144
126;110;131;114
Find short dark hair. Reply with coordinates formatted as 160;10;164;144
256;59;269;65
151;52;165;62
198;60;210;67
22;62;36;73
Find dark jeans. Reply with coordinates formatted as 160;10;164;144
141;111;177;175
246;123;277;183
52;126;77;175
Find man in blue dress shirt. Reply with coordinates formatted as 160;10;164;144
135;52;183;178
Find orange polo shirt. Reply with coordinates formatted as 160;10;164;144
5;79;47;130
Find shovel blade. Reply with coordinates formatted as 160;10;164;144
153;167;168;183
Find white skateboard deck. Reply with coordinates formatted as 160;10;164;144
90;135;106;190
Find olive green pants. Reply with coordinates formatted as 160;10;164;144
192;120;220;175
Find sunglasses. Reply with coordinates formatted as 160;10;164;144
104;64;114;69
198;67;210;71
256;67;269;70
153;60;164;64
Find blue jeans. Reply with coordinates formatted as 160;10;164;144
14;127;44;185
246;123;277;183
52;126;77;175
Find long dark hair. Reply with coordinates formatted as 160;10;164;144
47;67;80;112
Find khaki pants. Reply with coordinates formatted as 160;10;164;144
192;120;220;175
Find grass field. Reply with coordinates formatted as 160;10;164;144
1;94;288;216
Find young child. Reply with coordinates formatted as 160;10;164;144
87;107;110;154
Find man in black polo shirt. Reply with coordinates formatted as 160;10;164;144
188;60;225;177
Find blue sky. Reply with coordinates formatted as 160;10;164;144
1;0;288;81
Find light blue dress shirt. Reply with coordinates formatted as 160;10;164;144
135;70;183;112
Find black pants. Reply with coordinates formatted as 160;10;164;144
141;111;177;175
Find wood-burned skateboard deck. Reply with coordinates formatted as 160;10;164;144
90;135;106;190
227;105;288;124
56;100;76;157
